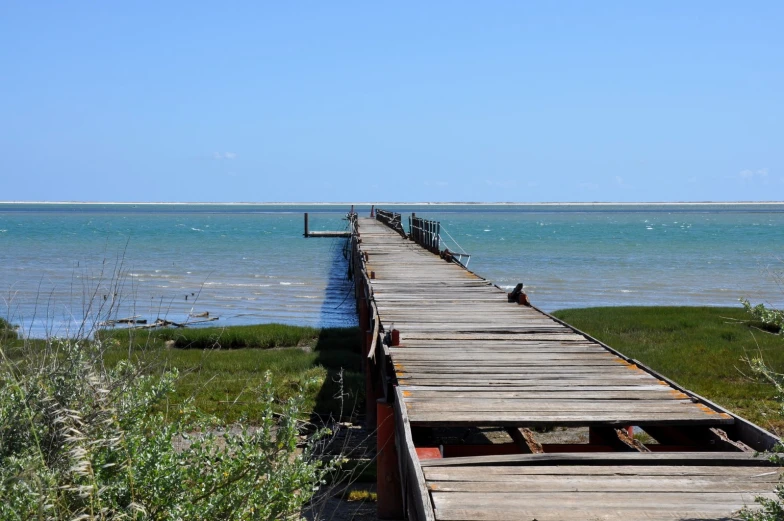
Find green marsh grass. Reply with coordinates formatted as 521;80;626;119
552;306;784;433
98;324;363;423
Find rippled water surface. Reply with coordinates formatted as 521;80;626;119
1;203;782;337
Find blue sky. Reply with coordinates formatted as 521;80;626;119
1;2;781;202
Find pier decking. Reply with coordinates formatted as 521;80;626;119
349;213;781;521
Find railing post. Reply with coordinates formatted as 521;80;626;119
358;285;368;362
365;329;378;426
377;399;404;520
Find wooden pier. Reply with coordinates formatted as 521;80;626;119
303;212;351;238
347;210;781;521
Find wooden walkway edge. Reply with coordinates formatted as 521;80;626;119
346;211;781;521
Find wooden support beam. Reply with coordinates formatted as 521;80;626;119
506;427;544;454
377;400;404;520
365;329;378;427
709;427;753;452
614;427;650;452
643;426;752;452
588;426;645;452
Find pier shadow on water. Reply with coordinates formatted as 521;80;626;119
311;237;363;422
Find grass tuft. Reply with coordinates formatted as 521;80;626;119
345;489;377;502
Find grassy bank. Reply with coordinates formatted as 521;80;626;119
98;324;363;423
552;306;784;433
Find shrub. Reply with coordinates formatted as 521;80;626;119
0;317;17;341
0;336;334;520
741;298;784;334
741;299;784;521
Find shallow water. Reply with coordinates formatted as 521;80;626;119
1;203;782;337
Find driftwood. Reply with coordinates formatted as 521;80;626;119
135;319;187;329
101;316;147;326
132;316;219;329
187;317;220;325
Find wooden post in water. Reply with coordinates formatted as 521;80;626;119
303;213;309;237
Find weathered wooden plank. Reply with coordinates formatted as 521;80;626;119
402;390;686;400
432;508;751;521
393;386;436;521
430;491;773;506
431;500;766;521
391;346;603;352
406;413;731;427
422;465;781;479
427;478;777;493
418;451;772;467
400;385;675;392
390;349;620;355
395;365;650;374
398;379;671;387
400;333;588;341
404;400;701;412
394;360;630;368
398;376;655;384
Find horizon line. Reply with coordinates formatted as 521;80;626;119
2;201;784;206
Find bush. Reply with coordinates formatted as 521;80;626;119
741;299;784;521
0;317;17;341
0;336;334;520
742;298;784;334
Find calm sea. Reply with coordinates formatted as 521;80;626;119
1;203;782;338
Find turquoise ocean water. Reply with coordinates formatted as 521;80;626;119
1;203;782;338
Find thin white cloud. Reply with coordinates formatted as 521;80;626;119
484;179;517;188
213;152;237;160
739;167;768;181
615;176;624;185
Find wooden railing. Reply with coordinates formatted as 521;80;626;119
375;208;406;237
348;213;392;427
409;215;440;253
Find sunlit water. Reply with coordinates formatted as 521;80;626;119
1;203;782;338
